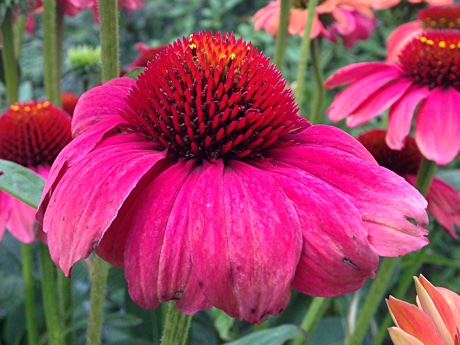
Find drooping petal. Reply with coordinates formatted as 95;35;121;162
72;77;135;137
259;162;379;296
386;21;423;63
270;126;429;256
0;192;10;241
324;62;396;89
122;159;211;313
252;1;280;36
416;275;458;345
189;159;302;324
415;87;460;165
346;78;412;127
42;134;167;276
4;194;36;243
387;297;444;345
387;83;430;150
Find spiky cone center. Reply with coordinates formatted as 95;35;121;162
0;101;72;167
357;130;422;176
418;5;460;30
121;31;304;163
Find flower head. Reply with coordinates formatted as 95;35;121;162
325;30;460;165
387;275;460;345
38;31;429;324
252;0;376;48
61;92;79;116
386;4;460;62
0;101;72;243
358;129;460;238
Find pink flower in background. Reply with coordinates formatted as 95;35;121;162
38;31;428;324
0;101;72;243
252;0;376;48
386;275;460;345
91;0;145;22
386;4;460;62
61;92;79;117
372;0;453;11
358;130;460;239
31;0;95;17
129;43;168;70
325;30;460;165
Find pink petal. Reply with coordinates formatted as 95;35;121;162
0;191;10;241
387;83;430;150
259;162;379;296
252;2;280;36
415;87;460;165
386;21;422;63
270;127;429;256
346;78;413;127
189;160;302;324
42;135;167;276
324;62;396;89
325;66;402;122
4;192;36;243
122;160;210;313
72;77;135;137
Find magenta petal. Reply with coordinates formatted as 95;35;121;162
271;129;429;256
189;160;302;324
5;194;36;243
387;83;429;150
72;77;135;137
415;87;460;165
123;160;208;311
325;66;402;122
324;62;395;89
0;192;9;241
346;78;412;127
42;136;167;276
260;163;379;296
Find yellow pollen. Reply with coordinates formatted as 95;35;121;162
450;44;456;49
37;104;42;109
430;20;436;27
43;101;50;108
449;22;455;28
439;17;446;24
420;36;427;43
457;18;460;24
219;54;226;59
10;105;20;111
189;43;197;49
24;106;31;112
458;42;460;48
439;41;446;48
426;39;434;46
230;53;236;60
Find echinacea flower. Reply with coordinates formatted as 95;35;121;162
358;130;460;239
252;0;376;48
61;92;79;116
0;101;72;243
325;30;460;165
37;31;429;324
386;4;460;62
372;0;453;11
129;43;168;70
387;275;460;345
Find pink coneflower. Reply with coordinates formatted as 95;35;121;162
30;0;94;17
37;31;429;324
252;0;376;48
386;4;460;62
129;43;168;70
358;130;460;239
0;101;72;243
325;30;460;165
372;0;453;11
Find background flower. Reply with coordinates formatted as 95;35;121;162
38;31;428;324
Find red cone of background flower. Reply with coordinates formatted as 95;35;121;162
38;31;428;324
61;92;79;116
325;30;460;165
0;101;72;243
386;4;460;62
358;130;460;239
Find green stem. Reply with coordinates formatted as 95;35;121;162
415;157;437;196
308;39;324;124
38;242;63;345
294;0;318;109
85;256;110;345
293;297;330;345
273;0;291;73
43;0;59;104
54;6;65;107
13;13;26;59
58;272;73;345
1;8;19;105
161;301;192;345
99;0;120;82
344;258;399;345
22;243;38;345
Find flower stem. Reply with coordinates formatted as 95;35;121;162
38;242;63;345
43;0;60;104
85;255;110;345
293;297;330;345
308;39;324;124
54;6;65;107
99;0;120;82
58;271;73;345
22;243;38;345
344;257;399;345
13;13;26;59
294;0;318;109
415;157;437;196
273;0;291;73
161;301;192;345
1;8;19;105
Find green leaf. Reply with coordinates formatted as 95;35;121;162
225;325;299;345
124;67;145;80
0;160;45;209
